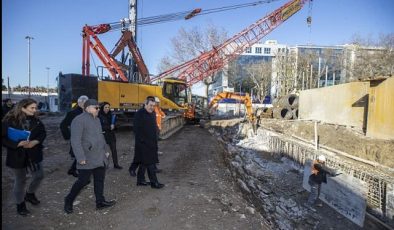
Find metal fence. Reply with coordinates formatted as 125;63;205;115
259;129;393;223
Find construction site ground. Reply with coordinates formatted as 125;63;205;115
1;114;392;229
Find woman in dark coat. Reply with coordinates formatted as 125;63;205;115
2;98;46;216
98;102;122;169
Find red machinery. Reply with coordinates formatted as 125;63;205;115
151;0;309;87
82;21;150;83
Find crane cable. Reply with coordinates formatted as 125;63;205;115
104;0;281;32
307;0;313;45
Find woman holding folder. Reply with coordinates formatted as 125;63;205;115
2;98;46;216
98;102;122;169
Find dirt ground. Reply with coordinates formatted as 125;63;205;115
2;114;391;229
258;119;394;169
2;114;268;230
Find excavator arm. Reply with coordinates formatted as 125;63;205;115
209;92;255;123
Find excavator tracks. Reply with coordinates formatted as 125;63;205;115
159;115;185;139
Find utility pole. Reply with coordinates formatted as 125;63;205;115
7;76;11;98
25;36;34;97
129;0;138;81
46;67;50;107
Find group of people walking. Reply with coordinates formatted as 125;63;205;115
2;96;334;217
2;95;166;216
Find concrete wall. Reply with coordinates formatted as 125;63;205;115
367;77;394;140
303;160;367;227
299;82;369;129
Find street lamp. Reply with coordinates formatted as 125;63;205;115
46;67;50;108
25;36;34;97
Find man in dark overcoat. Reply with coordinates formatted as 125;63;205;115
133;97;164;189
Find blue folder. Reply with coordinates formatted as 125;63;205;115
111;114;116;125
7;127;31;142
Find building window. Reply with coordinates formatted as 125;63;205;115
255;47;262;54
264;47;271;54
245;47;252;53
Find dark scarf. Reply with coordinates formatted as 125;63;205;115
22;117;41;172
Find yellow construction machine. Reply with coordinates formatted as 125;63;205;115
208;92;256;123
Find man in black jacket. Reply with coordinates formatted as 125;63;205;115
2;98;14;119
60;95;88;177
133;97;164;189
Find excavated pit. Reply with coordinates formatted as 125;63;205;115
208;119;394;230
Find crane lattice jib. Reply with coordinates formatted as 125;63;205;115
151;0;308;86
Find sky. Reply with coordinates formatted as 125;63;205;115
2;0;394;95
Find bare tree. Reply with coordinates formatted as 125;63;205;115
296;49;319;91
157;23;228;98
157;23;228;72
244;61;272;100
345;33;394;81
273;49;298;97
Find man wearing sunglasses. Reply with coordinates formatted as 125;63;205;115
64;99;115;214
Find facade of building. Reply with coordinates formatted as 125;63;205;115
210;40;387;100
2;91;59;112
209;40;288;100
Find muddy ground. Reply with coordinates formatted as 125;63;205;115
1;114;390;229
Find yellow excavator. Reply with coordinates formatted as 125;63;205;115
208;92;257;132
59;21;191;139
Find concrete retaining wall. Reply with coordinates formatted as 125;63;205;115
367;77;394;140
299;82;369;129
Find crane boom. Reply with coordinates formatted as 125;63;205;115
151;0;308;86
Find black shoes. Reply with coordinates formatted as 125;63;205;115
151;182;165;189
25;192;40;205
114;165;123;169
136;181;150;186
64;198;116;213
64;198;73;214
129;169;136;177
67;169;78;178
17;201;30;216
96;200;116;210
155;168;163;173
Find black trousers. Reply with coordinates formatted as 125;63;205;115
69;144;77;172
129;162;139;172
137;164;158;184
65;167;106;204
130;162;158;172
105;132;119;166
107;139;119;166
